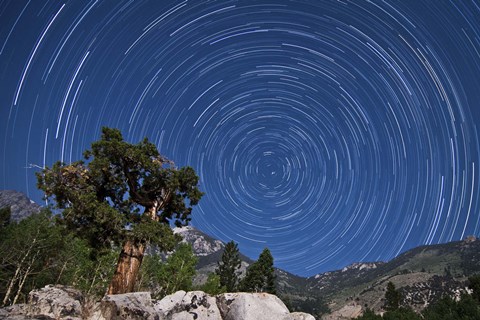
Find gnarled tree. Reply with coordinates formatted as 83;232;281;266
37;127;203;294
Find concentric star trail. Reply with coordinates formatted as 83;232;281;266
1;0;479;276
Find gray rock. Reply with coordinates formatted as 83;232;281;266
155;290;187;314
155;290;222;320
283;312;316;320
217;292;290;320
28;285;84;319
0;304;29;319
101;291;159;320
1;286;315;320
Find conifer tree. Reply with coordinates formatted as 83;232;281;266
37;127;203;294
384;281;401;311
241;248;276;294
216;240;241;292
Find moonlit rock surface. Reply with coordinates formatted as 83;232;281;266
155;290;222;320
101;292;158;320
0;286;316;320
341;262;380;272
174;226;224;256
28;285;84;320
286;313;316;320
217;292;290;320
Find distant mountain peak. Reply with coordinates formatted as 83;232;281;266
173;225;224;256
341;262;382;272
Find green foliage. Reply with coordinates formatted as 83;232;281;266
384;282;402;311
139;243;198;299
37;127;204;251
241;248;276;294
0;209;122;304
356;290;480;320
355;307;421;320
468;274;480;303
286;294;330;319
355;308;382;320
55;234;118;297
444;266;452;278
215;241;241;292
0;207;10;228
422;294;480;320
200;273;226;295
0;210;62;305
383;308;421;320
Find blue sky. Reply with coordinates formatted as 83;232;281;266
1;0;479;276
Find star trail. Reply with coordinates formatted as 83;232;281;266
1;0;479;276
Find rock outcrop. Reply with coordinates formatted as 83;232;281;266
217;292;288;320
0;286;315;320
100;292;158;320
0;285;85;320
156;290;222;319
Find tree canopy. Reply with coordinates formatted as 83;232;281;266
36;127;204;294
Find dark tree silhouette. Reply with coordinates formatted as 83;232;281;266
241;248;276;294
469;274;480;303
384;282;401;311
216;240;241;292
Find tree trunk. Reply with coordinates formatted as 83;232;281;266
13;253;36;305
107;239;145;295
2;236;37;306
146;203;159;221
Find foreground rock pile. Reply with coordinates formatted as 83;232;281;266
0;285;314;320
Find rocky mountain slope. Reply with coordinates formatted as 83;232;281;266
174;225;480;318
308;236;480;318
0;190;41;222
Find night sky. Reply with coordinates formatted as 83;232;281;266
1;0;479;277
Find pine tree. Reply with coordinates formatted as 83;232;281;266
241;248;276;294
37;127;203;294
384;281;401;311
216;241;241;292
